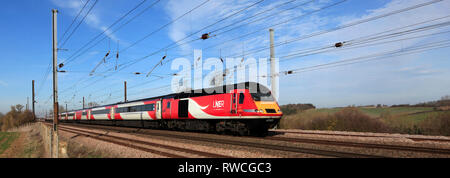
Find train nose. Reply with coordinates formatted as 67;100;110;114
254;101;282;114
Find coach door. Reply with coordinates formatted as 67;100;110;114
156;100;162;119
231;93;237;114
87;110;91;120
236;89;245;115
110;107;115;120
162;99;172;119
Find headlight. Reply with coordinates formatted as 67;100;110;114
259;109;264;113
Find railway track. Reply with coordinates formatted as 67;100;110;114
54;123;384;158
272;130;450;143
54;124;232;158
264;136;450;155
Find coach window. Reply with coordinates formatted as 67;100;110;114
239;92;245;104
167;102;171;109
150;104;155;111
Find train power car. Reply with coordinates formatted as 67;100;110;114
53;82;283;136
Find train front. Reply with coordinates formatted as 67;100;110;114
240;83;283;133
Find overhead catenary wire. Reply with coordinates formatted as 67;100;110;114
64;0;162;69
158;0;320;61
58;0;91;45
281;39;450;75
60;0;151;67
143;0;322;77
55;0;446;111
71;0;323;80
59;0;204;94
59;0;99;49
223;0;445;59
162;1;450;81
58;0;162;94
62;0;264;93
279;20;450;60
91;37;450;103
208;0;300;35
122;0;267;77
120;0;211;53
64;0;440;96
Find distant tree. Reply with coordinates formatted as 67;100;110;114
0;104;34;131
280;103;316;115
441;95;450;101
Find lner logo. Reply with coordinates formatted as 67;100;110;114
213;100;224;109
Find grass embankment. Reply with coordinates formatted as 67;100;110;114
0;132;20;155
280;106;450;136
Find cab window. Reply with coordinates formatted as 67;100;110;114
239;92;245;104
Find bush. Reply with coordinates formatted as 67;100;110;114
0;104;34;131
419;112;450;136
280;104;316;115
311;107;390;132
281;107;390;133
279;110;327;129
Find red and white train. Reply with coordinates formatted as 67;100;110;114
53;82;282;136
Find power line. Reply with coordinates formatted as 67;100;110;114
209;0;300;35
213;0;317;37
59;0;162;93
64;0;162;69
60;0;150;67
63;0;261;93
58;0;91;45
37;59;52;98
160;0;320;60
101;0;430;82
120;0;210;53
117;0;265;75
279;21;450;60
165;0;448;80
224;0;444;59
173;19;450;83
58;0;444;101
59;0;98;49
143;0;319;77
282;39;450;75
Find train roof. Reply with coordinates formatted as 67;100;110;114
61;82;269;113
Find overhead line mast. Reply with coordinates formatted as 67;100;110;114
51;9;59;158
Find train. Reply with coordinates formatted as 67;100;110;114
48;82;283;136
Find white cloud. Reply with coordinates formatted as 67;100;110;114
51;0;120;42
0;80;8;87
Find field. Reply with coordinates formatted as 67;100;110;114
279;106;450;136
0;132;20;155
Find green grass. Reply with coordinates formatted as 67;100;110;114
280;106;449;135
312;107;435;120
314;108;342;115
0;132;20;155
358;107;434;117
310;107;438;124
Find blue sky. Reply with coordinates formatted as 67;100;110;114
0;0;449;116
